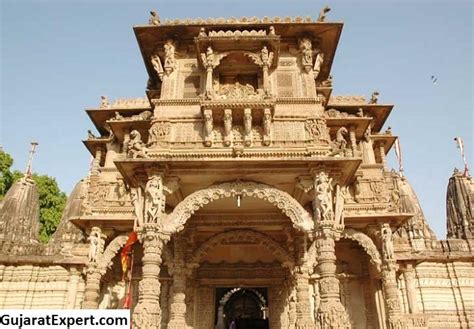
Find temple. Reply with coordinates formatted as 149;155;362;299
0;11;473;329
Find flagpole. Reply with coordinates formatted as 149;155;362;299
454;137;470;177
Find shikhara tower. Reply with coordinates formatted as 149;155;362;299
0;11;473;329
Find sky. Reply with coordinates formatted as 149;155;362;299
1;0;472;239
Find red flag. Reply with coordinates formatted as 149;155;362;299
121;231;138;280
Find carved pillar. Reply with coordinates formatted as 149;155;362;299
379;223;405;329
268;285;284;329
83;227;106;309
377;141;387;170
160;280;170;329
133;224;170;329
91;149;102;176
243;108;252;147
294;266;315;328
66;266;81;309
168;266;188;328
263;108;272;146
348;125;357;157
315;230;351;329
402;264;417;314
223;109;232;146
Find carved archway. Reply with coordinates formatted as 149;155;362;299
342;228;382;272
98;234;129;272
191;229;294;267
220;287;267;307
164;181;313;234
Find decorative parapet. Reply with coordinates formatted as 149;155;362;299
161;16;316;26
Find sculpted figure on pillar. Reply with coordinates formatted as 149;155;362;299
203;109;213;147
200;46;227;99
131;187;144;230
263;108;272;146
299;38;313;73
243;108;252;146
244;46;274;95
223;109;233;146
145;174;166;224
313;172;334;222
151;54;164;81
163;40;177;75
381;223;395;261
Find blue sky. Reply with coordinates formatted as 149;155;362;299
1;0;472;238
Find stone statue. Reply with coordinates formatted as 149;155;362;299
369;91;379;104
131;187;144;229
144;175;165;223
317;6;331;22
127;130;148;159
314;172;334;222
263;108;272;146
113;111;123;121
163;40;177;75
223;109;232;146
100;95;109;109
269;26;276;35
203;110;213;147
151;54;164;80
149;10;160;26
243;108;252;146
356;108;364;117
88;229;103;263
299;38;313;73
381;224;395;260
313;52;324;79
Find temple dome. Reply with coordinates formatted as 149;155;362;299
446;170;473;239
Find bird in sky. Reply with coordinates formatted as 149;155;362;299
431;75;438;85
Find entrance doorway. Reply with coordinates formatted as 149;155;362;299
215;288;269;329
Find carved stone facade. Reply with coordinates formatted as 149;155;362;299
0;10;473;329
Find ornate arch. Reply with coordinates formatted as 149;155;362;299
191;229;294;267
342;228;382;272
98;234;129;272
220;288;267;307
164;181;313;233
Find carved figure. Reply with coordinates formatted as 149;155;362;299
149;10;160;26
381;224;394;260
369;91;379;104
198;27;207;37
163;40;177;75
151;54;164;80
203;110;213;147
127;130;148;159
243;108;252;146
113;111;123;121
317;6;331;22
131;187;144;229
148;121;170;145
356;108;364;117
87;130;96;139
263;108;272;146
88;229;103;263
334;185;345;226
299;38;313;72
314;172;334;222
269;26;276;35
313;52;324;79
223;109;232;146
100;95;110;109
144;175;165;223
331;127;349;154
216;82;262;100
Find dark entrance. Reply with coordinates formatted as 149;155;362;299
215;288;269;329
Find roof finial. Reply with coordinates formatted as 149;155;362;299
25;141;39;177
317;6;331;22
454;137;470;177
